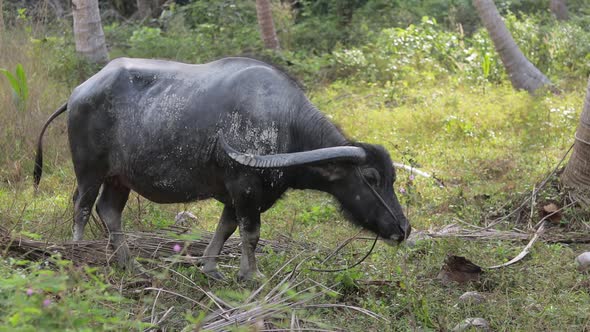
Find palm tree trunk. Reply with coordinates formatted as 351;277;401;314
550;0;568;21
72;0;109;64
473;0;550;93
255;0;280;50
561;75;590;204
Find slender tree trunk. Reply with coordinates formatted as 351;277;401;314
136;0;152;20
72;0;109;64
473;0;551;93
562;75;590;204
0;0;4;34
255;0;280;50
550;0;568;21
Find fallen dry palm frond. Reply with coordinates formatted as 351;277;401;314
196;258;388;331
416;223;590;244
133;253;386;331
0;225;293;266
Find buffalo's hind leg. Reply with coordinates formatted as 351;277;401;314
95;177;134;270
201;206;238;280
73;182;101;241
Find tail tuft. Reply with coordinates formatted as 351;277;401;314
33;144;43;190
33;102;68;190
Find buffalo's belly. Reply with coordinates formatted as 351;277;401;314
118;165;225;204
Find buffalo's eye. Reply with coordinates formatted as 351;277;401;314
361;168;381;185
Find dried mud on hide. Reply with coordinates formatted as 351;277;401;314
0;225;294;266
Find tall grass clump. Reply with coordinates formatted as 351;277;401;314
0;29;74;185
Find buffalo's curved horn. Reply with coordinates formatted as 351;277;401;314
219;135;366;168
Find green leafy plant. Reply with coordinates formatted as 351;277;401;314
0;64;29;112
481;53;492;82
334;269;363;291
298;203;337;225
0;257;148;330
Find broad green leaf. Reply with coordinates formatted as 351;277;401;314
15;64;28;102
0;68;22;97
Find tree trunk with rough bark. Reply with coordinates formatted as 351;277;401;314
256;0;280;50
550;0;568;21
561;75;590;204
136;0;152;20
0;0;4;33
473;0;551;93
72;0;109;64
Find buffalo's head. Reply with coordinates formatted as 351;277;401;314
328;143;410;244
220;136;410;243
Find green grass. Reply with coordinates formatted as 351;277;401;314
2;77;590;330
2;23;590;330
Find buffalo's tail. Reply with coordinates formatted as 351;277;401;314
34;102;68;190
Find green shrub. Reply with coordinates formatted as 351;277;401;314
0;257;147;330
172;0;261;58
505;13;590;80
332;17;470;84
30;35;99;88
291;16;345;54
114;1;262;64
328;11;590;87
128;26;184;59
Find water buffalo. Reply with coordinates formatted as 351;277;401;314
34;57;410;280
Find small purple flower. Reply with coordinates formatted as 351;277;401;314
409;174;415;181
173;244;182;253
43;298;51;307
399;187;406;194
26;288;34;296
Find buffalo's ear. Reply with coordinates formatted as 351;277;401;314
309;163;349;182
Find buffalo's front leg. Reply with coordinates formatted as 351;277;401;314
224;176;265;282
201;206;238;280
237;211;263;282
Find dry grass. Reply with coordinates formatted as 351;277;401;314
0;28;71;184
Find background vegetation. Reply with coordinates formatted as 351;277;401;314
1;0;590;330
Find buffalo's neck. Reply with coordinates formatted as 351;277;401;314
289;105;349;151
286;104;349;191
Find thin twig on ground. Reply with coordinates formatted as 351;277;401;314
486;221;546;269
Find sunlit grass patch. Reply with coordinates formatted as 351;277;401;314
1;31;590;330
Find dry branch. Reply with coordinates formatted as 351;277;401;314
393;162;445;187
415;224;590;244
486;221;546;269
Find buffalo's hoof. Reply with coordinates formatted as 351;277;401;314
130;260;151;280
237;270;265;283
195;258;206;267
203;269;226;281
